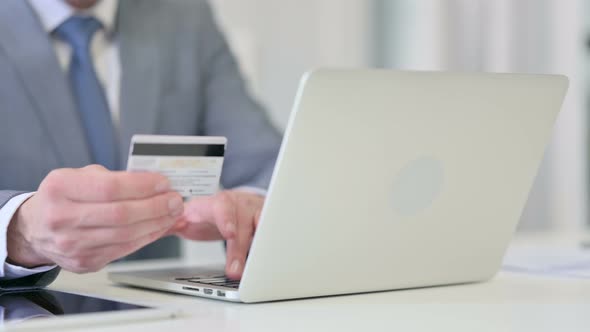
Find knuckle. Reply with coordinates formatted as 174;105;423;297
54;236;76;252
84;263;103;273
41;170;68;197
46;169;67;182
97;177;120;200
216;191;233;205
149;195;169;217
44;206;67;231
85;164;107;172
213;193;233;217
109;204;129;222
45;218;63;232
67;259;84;273
114;228;132;241
68;264;86;274
69;257;97;273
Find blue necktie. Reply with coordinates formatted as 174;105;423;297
54;16;118;170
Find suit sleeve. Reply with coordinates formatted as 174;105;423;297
197;1;282;190
0;191;60;290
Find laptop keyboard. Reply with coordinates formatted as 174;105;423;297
175;275;240;289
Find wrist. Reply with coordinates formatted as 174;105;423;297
6;197;53;268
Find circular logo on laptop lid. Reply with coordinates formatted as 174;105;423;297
391;156;444;217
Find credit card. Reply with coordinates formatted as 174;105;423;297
127;135;226;199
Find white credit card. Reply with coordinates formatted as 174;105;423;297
127;135;226;199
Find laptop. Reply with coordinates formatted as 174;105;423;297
109;69;568;303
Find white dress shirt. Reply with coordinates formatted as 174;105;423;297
0;192;50;279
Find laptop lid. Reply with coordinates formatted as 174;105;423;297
238;69;568;302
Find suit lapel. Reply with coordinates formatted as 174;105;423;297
117;0;162;164
0;0;92;168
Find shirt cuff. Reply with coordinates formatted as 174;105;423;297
0;192;57;279
231;186;267;197
3;262;57;279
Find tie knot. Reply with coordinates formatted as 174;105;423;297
54;16;103;51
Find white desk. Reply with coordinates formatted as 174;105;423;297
42;232;590;332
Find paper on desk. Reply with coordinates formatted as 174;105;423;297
502;245;590;279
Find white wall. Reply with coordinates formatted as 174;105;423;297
211;0;374;129
377;0;588;232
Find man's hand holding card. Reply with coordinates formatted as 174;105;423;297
7;135;263;278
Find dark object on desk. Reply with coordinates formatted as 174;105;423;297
0;267;60;292
0;289;148;323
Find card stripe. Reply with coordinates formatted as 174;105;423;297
131;143;225;157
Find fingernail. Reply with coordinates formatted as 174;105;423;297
155;180;171;193
168;196;184;217
230;260;240;274
226;221;237;235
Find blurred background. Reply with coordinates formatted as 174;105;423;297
184;0;588;264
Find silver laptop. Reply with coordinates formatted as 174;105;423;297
109;69;568;303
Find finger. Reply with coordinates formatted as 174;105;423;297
42;215;178;256
228;190;264;228
98;227;174;268
254;207;263;229
73;192;183;228
183;192;238;239
58;226;173;273
241;193;264;229
225;237;251;280
174;221;223;240
43;166;171;202
211;192;239;239
225;200;256;279
79;215;178;251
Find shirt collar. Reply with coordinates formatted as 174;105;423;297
28;0;118;35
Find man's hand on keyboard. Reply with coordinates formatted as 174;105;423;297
172;190;264;280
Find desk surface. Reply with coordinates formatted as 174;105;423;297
41;232;590;332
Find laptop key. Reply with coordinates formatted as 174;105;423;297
187;279;208;284
193;279;228;284
222;284;239;289
177;275;240;288
217;282;240;286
